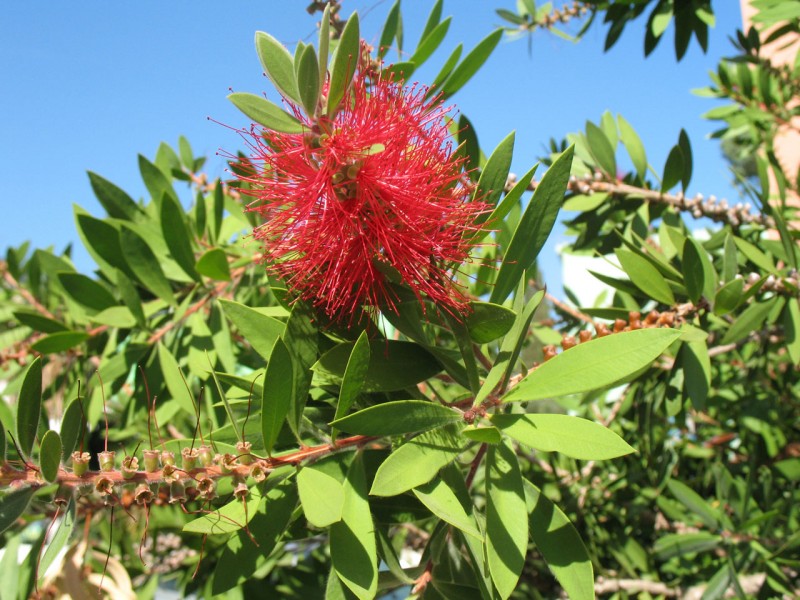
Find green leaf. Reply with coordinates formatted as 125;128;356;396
420;0;443;41
714;278;744;315
328;12;360;116
157;343;196;415
441;29;503;99
492;413;634;460
370;424;464;496
410;17;451;65
87;171;143;221
195;248;231;281
297;45;321;116
262;338;294;455
74;209;131;279
57;272;116;312
12;310;68;334
475;288;545;405
678;129;693;190
138;154;177;206
379;0;401;58
60;396;85;457
39;430;62;483
298;466;345;527
16;357;42;458
734;237;775;273
39;498;76;582
524;480;594;600
212;477;298;595
160;193;200;282
0;487;35;534
91;306;136;328
618;115;647;179
31;331;89;354
318;5;331;85
466;302;516;343
332;331;370;440
462;425;503;444
585;121;617;177
486;441;528;599
183;485;262;534
119;224;175;306
616;249;675;305
330;401;461;436
682;238;706;303
228;92;305;133
283;303;318;436
255;31;300;104
662;144;685;191
474;132;515;220
681;339;711;410
413;478;481;540
331;453;378;600
720;297;777;345
314;340;442;392
503;325;681;403
0;422;4;462
783;298;800;365
491;147;573;303
653;533;722;560
666;479;720;529
219;299;284;360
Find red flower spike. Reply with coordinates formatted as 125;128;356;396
235;66;489;323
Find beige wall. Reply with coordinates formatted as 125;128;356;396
741;0;800;203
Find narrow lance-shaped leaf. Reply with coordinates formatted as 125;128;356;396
491;146;573;303
616;248;676;305
0;487;36;534
491;413;635;460
87;171;143;221
298;466;345;528
413;477;481;540
297;45;321;117
255;31;301;105
119;224;176;306
617;114;647;180
474;131;515;221
441;29;503;99
183;485;262;535
262;338;294;455
219;299;284;360
332;330;370;441
503;328;682;402
486;441;528;599
330;400;462;437
39;430;62;483
370;424;464;496
327;12;360;116
228;92;305;134
16;356;42;458
160;192;200;282
331;453;378;600
585;121;616;178
524;480;594;600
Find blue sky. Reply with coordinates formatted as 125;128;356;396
1;2;744;295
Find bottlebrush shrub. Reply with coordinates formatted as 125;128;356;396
1;3;799;599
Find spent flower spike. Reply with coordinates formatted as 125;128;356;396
233;58;489;323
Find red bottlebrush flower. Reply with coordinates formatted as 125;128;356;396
234;67;488;322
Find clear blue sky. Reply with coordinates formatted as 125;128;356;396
1;2;743;295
